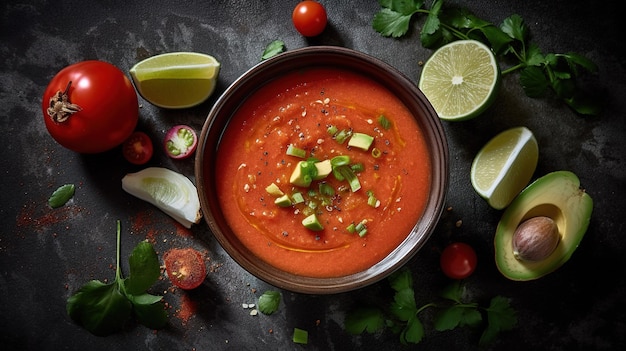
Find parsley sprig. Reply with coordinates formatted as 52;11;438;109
344;267;517;346
373;0;600;115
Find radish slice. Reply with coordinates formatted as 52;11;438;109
164;125;197;159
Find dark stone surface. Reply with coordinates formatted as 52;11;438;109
1;1;624;350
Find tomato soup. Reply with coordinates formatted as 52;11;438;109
216;67;431;278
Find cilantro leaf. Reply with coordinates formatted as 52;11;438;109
261;40;285;60
520;66;549;97
48;184;75;208
500;14;527;42
344;307;386;334
400;315;424;344
373;0;423;37
388;267;413;292
439;280;462;303
390;288;417;321
479;296;517;346
258;290;281;315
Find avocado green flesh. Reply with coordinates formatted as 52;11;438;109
495;171;593;281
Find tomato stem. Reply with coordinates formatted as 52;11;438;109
47;80;82;123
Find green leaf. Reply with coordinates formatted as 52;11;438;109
564;93;602;116
382;0;424;14
129;293;168;329
373;8;415;37
562;52;598;73
390;288;417;321
388;267;413;292
344;307;386;334
500;14;527;42
525;43;545;66
421;0;441;36
479;296;517;346
48;184;75;208
125;240;161;295
258;290;281;315
439;281;462;303
261;40;286;60
400;315;424;344
479;25;513;54
434;304;463;331
520;66;549;97
66;280;133;336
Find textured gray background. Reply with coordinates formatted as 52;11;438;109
1;0;624;350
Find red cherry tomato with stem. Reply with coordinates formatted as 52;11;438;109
292;1;328;37
42;60;138;153
122;131;153;165
163;248;207;290
440;242;478;280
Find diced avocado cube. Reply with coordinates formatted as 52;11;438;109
313;159;332;180
348;132;374;151
289;161;313;187
274;194;292;207
265;183;284;196
302;214;324;231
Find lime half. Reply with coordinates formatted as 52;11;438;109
418;40;500;121
470;126;538;210
130;52;220;109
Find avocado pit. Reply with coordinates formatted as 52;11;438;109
513;216;560;261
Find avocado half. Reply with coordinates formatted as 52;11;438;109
494;171;593;281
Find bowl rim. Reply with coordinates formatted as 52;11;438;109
195;46;449;294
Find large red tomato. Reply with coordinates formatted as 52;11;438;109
42;61;138;153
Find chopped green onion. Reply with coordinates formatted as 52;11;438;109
327;125;338;136
291;192;304;204
335;165;361;192
335;129;351;144
319;182;335;197
292;328;308;344
351;163;364;173
330;155;350;167
346;223;356;233
286;144;307;158
367;194;378;207
358;228;368;237
371;147;382;158
377;114;392;130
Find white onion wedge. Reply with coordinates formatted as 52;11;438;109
122;167;202;228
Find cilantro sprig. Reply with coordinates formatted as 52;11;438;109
373;0;600;115
344;267;517;346
66;220;167;336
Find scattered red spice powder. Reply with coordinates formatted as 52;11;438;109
16;200;85;235
176;293;197;325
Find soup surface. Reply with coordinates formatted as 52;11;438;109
216;67;431;278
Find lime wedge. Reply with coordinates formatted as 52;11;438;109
470;126;538;210
418;40;500;121
130;52;220;109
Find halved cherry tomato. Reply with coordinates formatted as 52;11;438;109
163;248;206;290
164;125;197;159
292;1;327;37
122;131;153;165
440;242;477;280
42;60;138;153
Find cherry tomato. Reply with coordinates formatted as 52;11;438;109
440;242;477;280
42;60;138;153
122;131;153;165
163;248;206;290
164;125;198;159
292;1;328;37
